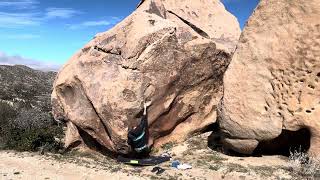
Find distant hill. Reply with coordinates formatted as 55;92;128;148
0;65;63;151
0;51;61;72
0;65;56;112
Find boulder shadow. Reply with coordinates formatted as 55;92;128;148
207;126;311;157
253;128;311;157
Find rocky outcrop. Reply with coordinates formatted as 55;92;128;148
218;0;320;155
52;0;240;154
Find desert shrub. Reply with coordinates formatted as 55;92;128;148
0;107;64;152
0;101;18;147
0;101;17;122
288;147;320;179
161;141;176;150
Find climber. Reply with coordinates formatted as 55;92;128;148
127;101;151;157
117;101;171;166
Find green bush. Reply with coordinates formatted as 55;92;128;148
0;101;17;123
0;101;64;152
5;125;63;152
0;101;17;147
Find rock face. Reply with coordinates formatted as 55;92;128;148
52;0;240;154
218;0;320;155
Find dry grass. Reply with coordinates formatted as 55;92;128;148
288;148;320;179
226;163;249;174
161;142;176;151
248;165;276;177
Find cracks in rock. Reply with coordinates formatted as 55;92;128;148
151;93;196;139
184;72;220;93
74;76;113;143
125;28;174;61
117;28;176;72
94;45;121;56
127;45;148;60
150;93;180;127
264;98;271;112
93;45;141;72
162;110;196;137
117;63;140;71
167;10;210;39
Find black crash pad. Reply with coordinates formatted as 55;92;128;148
117;155;170;166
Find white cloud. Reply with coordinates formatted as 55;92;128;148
69;17;121;29
45;8;81;19
82;20;113;26
0;5;80;28
0;51;61;71
0;12;40;27
0;0;38;9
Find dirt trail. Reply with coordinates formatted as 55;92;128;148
0;133;294;180
0;151;138;180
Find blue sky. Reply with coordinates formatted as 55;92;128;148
0;0;259;70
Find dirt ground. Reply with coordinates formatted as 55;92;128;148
0;133;299;180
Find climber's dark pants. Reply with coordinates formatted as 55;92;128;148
128;114;150;158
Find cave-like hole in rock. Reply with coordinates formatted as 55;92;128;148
253;128;311;156
206;123;225;153
76;127;117;157
308;84;315;89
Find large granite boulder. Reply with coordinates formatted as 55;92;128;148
52;0;240;154
218;0;320;155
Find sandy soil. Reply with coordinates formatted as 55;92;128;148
0;151;138;180
0;133;295;180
